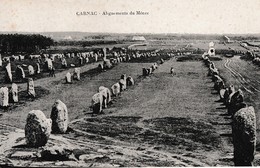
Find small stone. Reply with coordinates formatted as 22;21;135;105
97;149;108;154
11;151;35;159
63;161;79;167
79;154;104;161
55;161;63;166
39;145;74;161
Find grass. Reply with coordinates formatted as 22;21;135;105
65;58;234;166
1;40;259;166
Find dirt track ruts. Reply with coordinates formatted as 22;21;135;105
223;58;260;94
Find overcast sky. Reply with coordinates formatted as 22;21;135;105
0;0;259;34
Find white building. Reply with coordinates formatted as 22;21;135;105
132;36;146;41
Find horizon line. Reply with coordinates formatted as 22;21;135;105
0;31;260;36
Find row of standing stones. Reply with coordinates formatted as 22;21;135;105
24;58;164;147
202;54;256;166
23;58;117;150
0;78;36;108
23;57;118;147
7;54;171;164
0;66;81;108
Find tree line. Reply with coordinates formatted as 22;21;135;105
0;34;54;54
57;40;123;47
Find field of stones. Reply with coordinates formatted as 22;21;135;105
0;38;260;167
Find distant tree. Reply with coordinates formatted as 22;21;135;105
0;34;54;54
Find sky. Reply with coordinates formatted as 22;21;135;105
0;0;259;34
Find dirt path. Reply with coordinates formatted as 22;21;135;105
223;58;260;94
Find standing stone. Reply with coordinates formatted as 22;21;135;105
25;110;52;147
46;58;53;71
0;54;2;67
79;57;83;66
94;53;98;62
99;86;112;108
5;62;12;83
73;68;80;81
50;100;68;133
15;65;26;81
126;76;134;86
91;93;103;114
28;65;35;76
65;72;72;83
143;68;148;76
27;78;35;98
111;83;120;97
103;59;112;69
85;57;89;63
208;47;215;56
119;79;126;92
10;83;18;103
160;58;164;64
103;48;107;60
233;106;256;166
61;58;67;68
0;87;9;107
228;89;244;116
98;63;104;71
36;63;41;74
117;57;120;63
219;88;226;101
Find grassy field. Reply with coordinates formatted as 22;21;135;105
0;40;260;166
0;56;233;166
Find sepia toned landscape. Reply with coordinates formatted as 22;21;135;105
0;32;259;167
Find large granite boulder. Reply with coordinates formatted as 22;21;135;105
232;106;256;166
50;100;68;133
25;110;52;147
